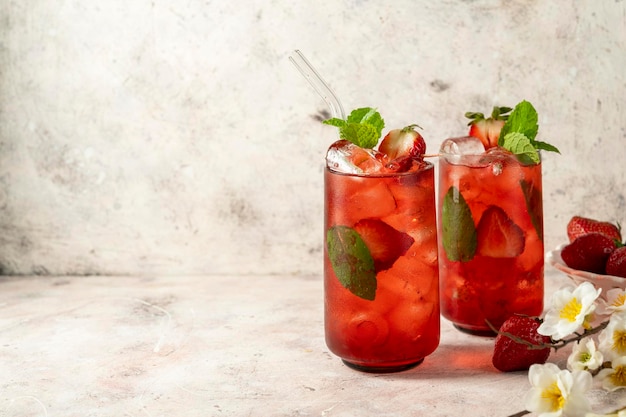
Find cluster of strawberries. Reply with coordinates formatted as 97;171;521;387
491;215;625;373
561;216;626;278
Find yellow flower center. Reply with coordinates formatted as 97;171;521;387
612;293;626;308
578;352;591;363
613;330;626;355
610;365;626;387
559;297;582;322
542;382;565;411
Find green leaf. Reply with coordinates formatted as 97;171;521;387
326;225;377;301
346;107;374;122
520;179;543;241
341;123;380;149
346;107;384;131
498;100;539;144
497;100;560;159
533;140;561;154
322;118;346;128
501;132;540;164
441;186;477;262
322;107;385;149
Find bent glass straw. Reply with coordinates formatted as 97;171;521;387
289;50;346;120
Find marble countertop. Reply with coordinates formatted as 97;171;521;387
1;271;624;416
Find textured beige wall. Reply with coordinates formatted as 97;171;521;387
0;1;625;276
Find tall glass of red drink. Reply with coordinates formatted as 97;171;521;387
437;136;544;335
324;150;440;372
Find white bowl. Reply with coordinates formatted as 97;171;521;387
546;244;626;297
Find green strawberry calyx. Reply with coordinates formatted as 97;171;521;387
498;100;560;164
465;105;512;126
323;107;385;149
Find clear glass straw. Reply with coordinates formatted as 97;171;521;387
289;50;345;119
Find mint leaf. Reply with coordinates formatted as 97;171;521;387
322;118;347;128
326;225;377;301
520;179;543;241
498;100;538;144
346;107;376;123
498;100;560;161
341;123;380;148
322;107;385;149
534;140;561;154
501;132;540;164
441;186;477;262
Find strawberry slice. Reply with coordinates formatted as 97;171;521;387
566;215;622;243
492;315;551;372
353;219;414;271
606;246;626;278
560;232;617;274
476;205;525;258
465;106;512;150
378;124;426;162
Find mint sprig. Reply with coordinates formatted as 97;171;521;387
441;186;477;262
498;100;560;163
326;225;377;301
502;132;540;164
323;107;385;149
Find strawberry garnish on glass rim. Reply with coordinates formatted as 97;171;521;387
465;106;512;150
466;100;561;164
378;124;426;161
323;108;432;172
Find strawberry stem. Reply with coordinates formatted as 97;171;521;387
401;124;422;133
485;318;610;352
490;106;513;120
506;411;530;417
551;320;610;351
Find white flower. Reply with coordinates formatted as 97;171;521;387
567;339;604;371
525;363;592;417
597;355;626;392
599;311;626;361
538;282;602;340
598;288;626;316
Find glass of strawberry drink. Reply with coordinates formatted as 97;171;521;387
438;102;559;336
324;109;440;372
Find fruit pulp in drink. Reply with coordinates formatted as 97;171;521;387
438;148;544;335
324;162;440;372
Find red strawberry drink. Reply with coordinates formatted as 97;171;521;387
323;108;440;372
438;101;559;335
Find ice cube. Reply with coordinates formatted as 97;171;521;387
439;136;485;155
480;147;516;176
440;136;489;166
347;311;389;346
326;140;386;174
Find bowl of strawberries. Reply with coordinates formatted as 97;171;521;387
547;216;626;296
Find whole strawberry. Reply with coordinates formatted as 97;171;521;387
566;215;621;243
378;124;426;161
492;315;551;372
606;246;626;278
560;232;617;274
465;106;512;150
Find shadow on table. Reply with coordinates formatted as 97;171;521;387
390;341;503;379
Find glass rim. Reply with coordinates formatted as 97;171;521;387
325;160;434;178
438;150;542;166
